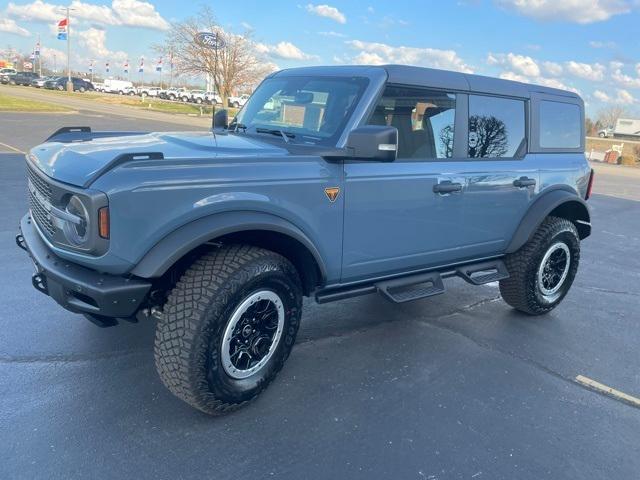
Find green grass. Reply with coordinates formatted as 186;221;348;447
0;92;73;112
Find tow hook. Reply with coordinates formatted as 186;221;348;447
15;234;27;251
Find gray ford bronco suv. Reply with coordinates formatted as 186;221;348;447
17;65;593;414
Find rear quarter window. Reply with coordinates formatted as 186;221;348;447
539;101;581;149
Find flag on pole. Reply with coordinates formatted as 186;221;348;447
123;60;129;73
138;57;144;73
57;18;68;40
89;60;93;72
34;42;40;57
29;51;35;60
105;61;110;73
155;58;162;72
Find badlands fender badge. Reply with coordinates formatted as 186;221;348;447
324;187;340;203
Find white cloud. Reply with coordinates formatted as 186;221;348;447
305;4;346;24
111;0;169;30
565;61;605;80
498;70;579;93
6;0;59;22
542;61;563;76
0;18;31;36
589;40;616;48
77;27;127;62
615;89;636;104
488;52;540;76
255;41;318;61
495;0;635;24
6;0;169;30
593;90;611;102
318;30;346;37
610;62;640;88
346;40;473;73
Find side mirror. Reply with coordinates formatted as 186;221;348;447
212;108;228;130
346;126;398;162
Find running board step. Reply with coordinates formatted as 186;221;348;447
456;260;509;285
376;272;445;303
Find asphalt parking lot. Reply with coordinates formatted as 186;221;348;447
1;111;639;479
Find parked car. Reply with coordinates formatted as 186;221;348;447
32;76;55;88
189;90;207;104
162;87;190;101
139;86;161;97
0;68;17;84
228;93;250;108
205;91;222;105
122;86;138;96
16;65;593;415
12;71;39;86
44;76;93;92
597;127;613;138
93;82;105;92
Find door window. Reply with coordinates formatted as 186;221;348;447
468;95;525;158
367;86;456;160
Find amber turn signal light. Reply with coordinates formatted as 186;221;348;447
98;207;110;239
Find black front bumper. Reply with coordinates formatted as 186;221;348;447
17;214;151;321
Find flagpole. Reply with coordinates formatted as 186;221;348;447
66;7;72;92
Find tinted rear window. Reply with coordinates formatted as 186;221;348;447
468;95;525;158
539;101;581;149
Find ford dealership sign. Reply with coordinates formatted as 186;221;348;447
195;32;225;50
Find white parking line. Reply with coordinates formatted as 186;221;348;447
576;375;640;408
0;141;24;154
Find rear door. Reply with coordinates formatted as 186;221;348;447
460;94;539;255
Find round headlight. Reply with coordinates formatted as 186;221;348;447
63;195;90;245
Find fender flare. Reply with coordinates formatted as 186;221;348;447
130;211;328;281
506;188;591;254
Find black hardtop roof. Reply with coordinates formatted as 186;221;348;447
273;64;581;102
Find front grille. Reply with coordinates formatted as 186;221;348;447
27;163;56;236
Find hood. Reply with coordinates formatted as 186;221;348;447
29;131;288;187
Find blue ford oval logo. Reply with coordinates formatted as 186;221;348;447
195;32;225;50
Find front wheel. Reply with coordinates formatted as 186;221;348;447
154;245;303;415
499;216;580;315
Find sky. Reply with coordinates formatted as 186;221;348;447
1;0;640;116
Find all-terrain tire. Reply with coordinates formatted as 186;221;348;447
499;216;580;315
154;245;303;415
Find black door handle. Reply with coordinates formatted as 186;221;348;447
513;176;536;188
433;181;463;194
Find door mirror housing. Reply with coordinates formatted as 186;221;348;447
345;126;398;162
212;109;228;130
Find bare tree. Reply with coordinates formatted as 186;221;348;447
597;105;628;129
155;6;272;107
468;115;509;158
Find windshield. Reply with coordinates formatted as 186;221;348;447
233;75;369;145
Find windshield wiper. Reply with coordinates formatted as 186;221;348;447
255;128;295;143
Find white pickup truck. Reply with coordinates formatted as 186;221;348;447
228;94;250;108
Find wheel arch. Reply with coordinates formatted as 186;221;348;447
506;187;591;254
130;211;327;296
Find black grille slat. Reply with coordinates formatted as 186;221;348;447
27;164;56;236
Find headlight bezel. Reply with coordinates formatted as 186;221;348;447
27;157;109;256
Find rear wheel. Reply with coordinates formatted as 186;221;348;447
154;245;303;415
499;216;580;315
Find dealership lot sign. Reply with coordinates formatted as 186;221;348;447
195;32;225;50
